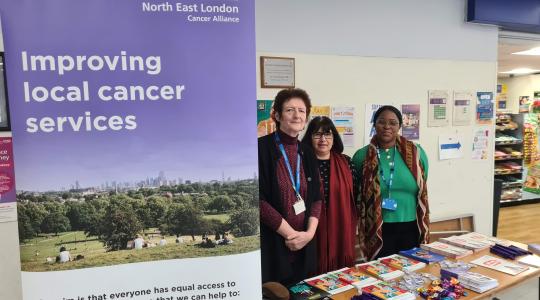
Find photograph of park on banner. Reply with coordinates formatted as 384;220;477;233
18;177;259;272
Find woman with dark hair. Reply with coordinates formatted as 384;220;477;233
259;88;323;285
301;116;358;273
352;105;429;261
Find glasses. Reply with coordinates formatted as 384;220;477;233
375;119;400;127
312;132;333;140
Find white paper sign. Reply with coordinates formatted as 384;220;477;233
439;135;463;160
453;91;473;126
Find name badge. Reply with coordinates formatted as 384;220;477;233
382;198;397;211
293;195;306;215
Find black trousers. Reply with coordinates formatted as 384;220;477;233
376;220;420;259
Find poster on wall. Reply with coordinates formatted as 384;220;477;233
0;136;16;222
331;106;355;148
311;105;331;119
453;91;473;126
401;104;420;140
257;100;275;137
428;90;449;127
472;127;490;160
364;103;386;146
519;96;531;113
1;1;260;300
476;92;494;125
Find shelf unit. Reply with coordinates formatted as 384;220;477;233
495;113;524;203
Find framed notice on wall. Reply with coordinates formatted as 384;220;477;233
0;53;11;131
260;56;295;88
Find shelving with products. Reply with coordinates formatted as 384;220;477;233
494;113;524;203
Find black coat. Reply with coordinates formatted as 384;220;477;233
258;132;321;284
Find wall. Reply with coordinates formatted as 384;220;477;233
256;0;499;232
0;1;499;299
499;75;540;113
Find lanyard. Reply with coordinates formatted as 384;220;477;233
376;146;395;198
275;133;301;196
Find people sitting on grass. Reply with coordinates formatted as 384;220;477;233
134;234;145;250
159;236;167;246
217;232;234;245
58;246;72;263
198;237;216;248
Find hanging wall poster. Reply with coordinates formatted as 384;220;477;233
453;91;473;126
401;104;420;140
428;90;449;127
0;136;16;222
519;96;531;113
476;92;494;125
332;106;355;148
472;127;490;160
257;100;275;137
311;105;331;120
1;1;260;300
364;103;386;146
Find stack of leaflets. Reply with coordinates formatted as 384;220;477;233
518;255;540;268
356;261;404;281
460;232;511;246
378;254;426;272
399;247;445;264
440;235;491;252
440;269;499;293
421;241;473;259
361;281;416;300
304;273;355;295
330;267;379;289
471;255;529;275
288;281;331;300
528;243;540;255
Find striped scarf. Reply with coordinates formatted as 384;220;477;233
359;135;429;261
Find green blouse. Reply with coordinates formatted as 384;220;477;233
352;144;428;223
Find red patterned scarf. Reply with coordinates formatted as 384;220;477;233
317;152;358;273
359;136;429;261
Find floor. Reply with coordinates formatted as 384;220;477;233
494;202;540;299
498;202;540;245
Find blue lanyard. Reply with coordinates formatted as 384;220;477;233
376;146;395;198
275;133;301;195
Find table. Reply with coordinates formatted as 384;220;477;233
331;243;540;300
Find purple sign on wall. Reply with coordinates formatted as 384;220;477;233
1;0;260;299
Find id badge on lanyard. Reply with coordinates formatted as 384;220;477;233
377;146;397;211
276;133;306;215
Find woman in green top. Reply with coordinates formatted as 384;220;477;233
352;105;429;260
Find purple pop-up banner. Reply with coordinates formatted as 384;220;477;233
1;1;259;299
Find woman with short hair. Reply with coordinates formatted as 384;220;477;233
259;88;323;284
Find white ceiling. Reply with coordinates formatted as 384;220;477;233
498;31;540;78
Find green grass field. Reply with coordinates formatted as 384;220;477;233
202;213;230;222
20;231;259;272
